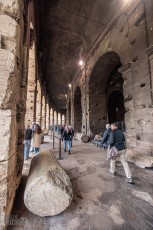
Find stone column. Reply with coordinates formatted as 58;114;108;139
44;99;47;129
25;44;36;126
56;110;58;126
60;113;62;125
119;63;136;160
24;150;73;216
49;107;51;129
52;108;55;130
0;0;28;227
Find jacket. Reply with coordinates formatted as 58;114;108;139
102;128;111;146
24;128;32;140
33;134;41;148
63;130;73;141
109;129;125;151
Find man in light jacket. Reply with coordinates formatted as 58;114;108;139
109;123;133;183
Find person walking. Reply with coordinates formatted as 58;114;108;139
102;124;111;149
24;125;32;160
109;123;133;183
62;126;73;154
33;126;42;154
68;125;74;147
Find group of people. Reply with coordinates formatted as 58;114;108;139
24;122;42;160
101;123;132;184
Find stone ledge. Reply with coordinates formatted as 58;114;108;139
127;149;153;168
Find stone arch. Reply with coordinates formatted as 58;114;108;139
74;86;82;133
88;51;124;135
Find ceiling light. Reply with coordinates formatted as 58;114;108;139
79;60;83;66
68;84;72;88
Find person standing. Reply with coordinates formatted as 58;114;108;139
24;125;32;160
109;123;133;183
33;126;42;154
62;126;73;154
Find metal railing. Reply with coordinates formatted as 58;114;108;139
50;131;63;160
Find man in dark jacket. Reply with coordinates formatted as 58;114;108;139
109;123;132;183
24;125;32;160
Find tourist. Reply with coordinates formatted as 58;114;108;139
109;123;133;183
33;125;42;154
102;124;111;149
24;125;32;160
62;125;73;154
68;125;74;147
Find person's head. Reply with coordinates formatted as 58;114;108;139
34;126;42;134
106;124;110;129
111;123;118;131
26;125;30;129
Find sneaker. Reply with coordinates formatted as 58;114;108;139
69;150;71;154
125;178;133;184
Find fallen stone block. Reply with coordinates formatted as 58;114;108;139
24;150;73;216
81;135;90;143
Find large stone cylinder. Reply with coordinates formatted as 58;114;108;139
24;150;73;216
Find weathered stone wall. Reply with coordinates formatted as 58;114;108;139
0;0;27;227
69;0;153;167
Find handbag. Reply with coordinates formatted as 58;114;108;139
107;146;119;160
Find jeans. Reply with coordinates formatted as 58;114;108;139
34;147;39;153
64;140;71;151
110;149;132;179
24;140;31;160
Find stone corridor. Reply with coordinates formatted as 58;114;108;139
9;136;153;230
1;0;153;228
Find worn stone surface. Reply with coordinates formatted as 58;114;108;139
0;0;26;228
24;150;73;216
8;137;153;230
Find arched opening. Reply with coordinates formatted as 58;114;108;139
62;114;65;125
58;113;61;125
74;86;82;133
89;52;124;135
108;91;125;131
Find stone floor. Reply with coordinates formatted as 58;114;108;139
8;136;153;230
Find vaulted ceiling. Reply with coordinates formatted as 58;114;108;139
38;0;125;110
